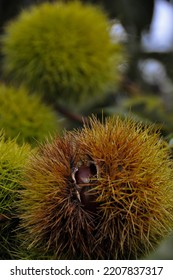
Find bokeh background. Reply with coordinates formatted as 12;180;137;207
0;0;173;259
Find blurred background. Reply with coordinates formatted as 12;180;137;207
0;0;173;259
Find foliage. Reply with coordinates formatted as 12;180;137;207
105;93;173;136
18;117;173;259
0;133;32;259
0;84;60;145
1;1;123;110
